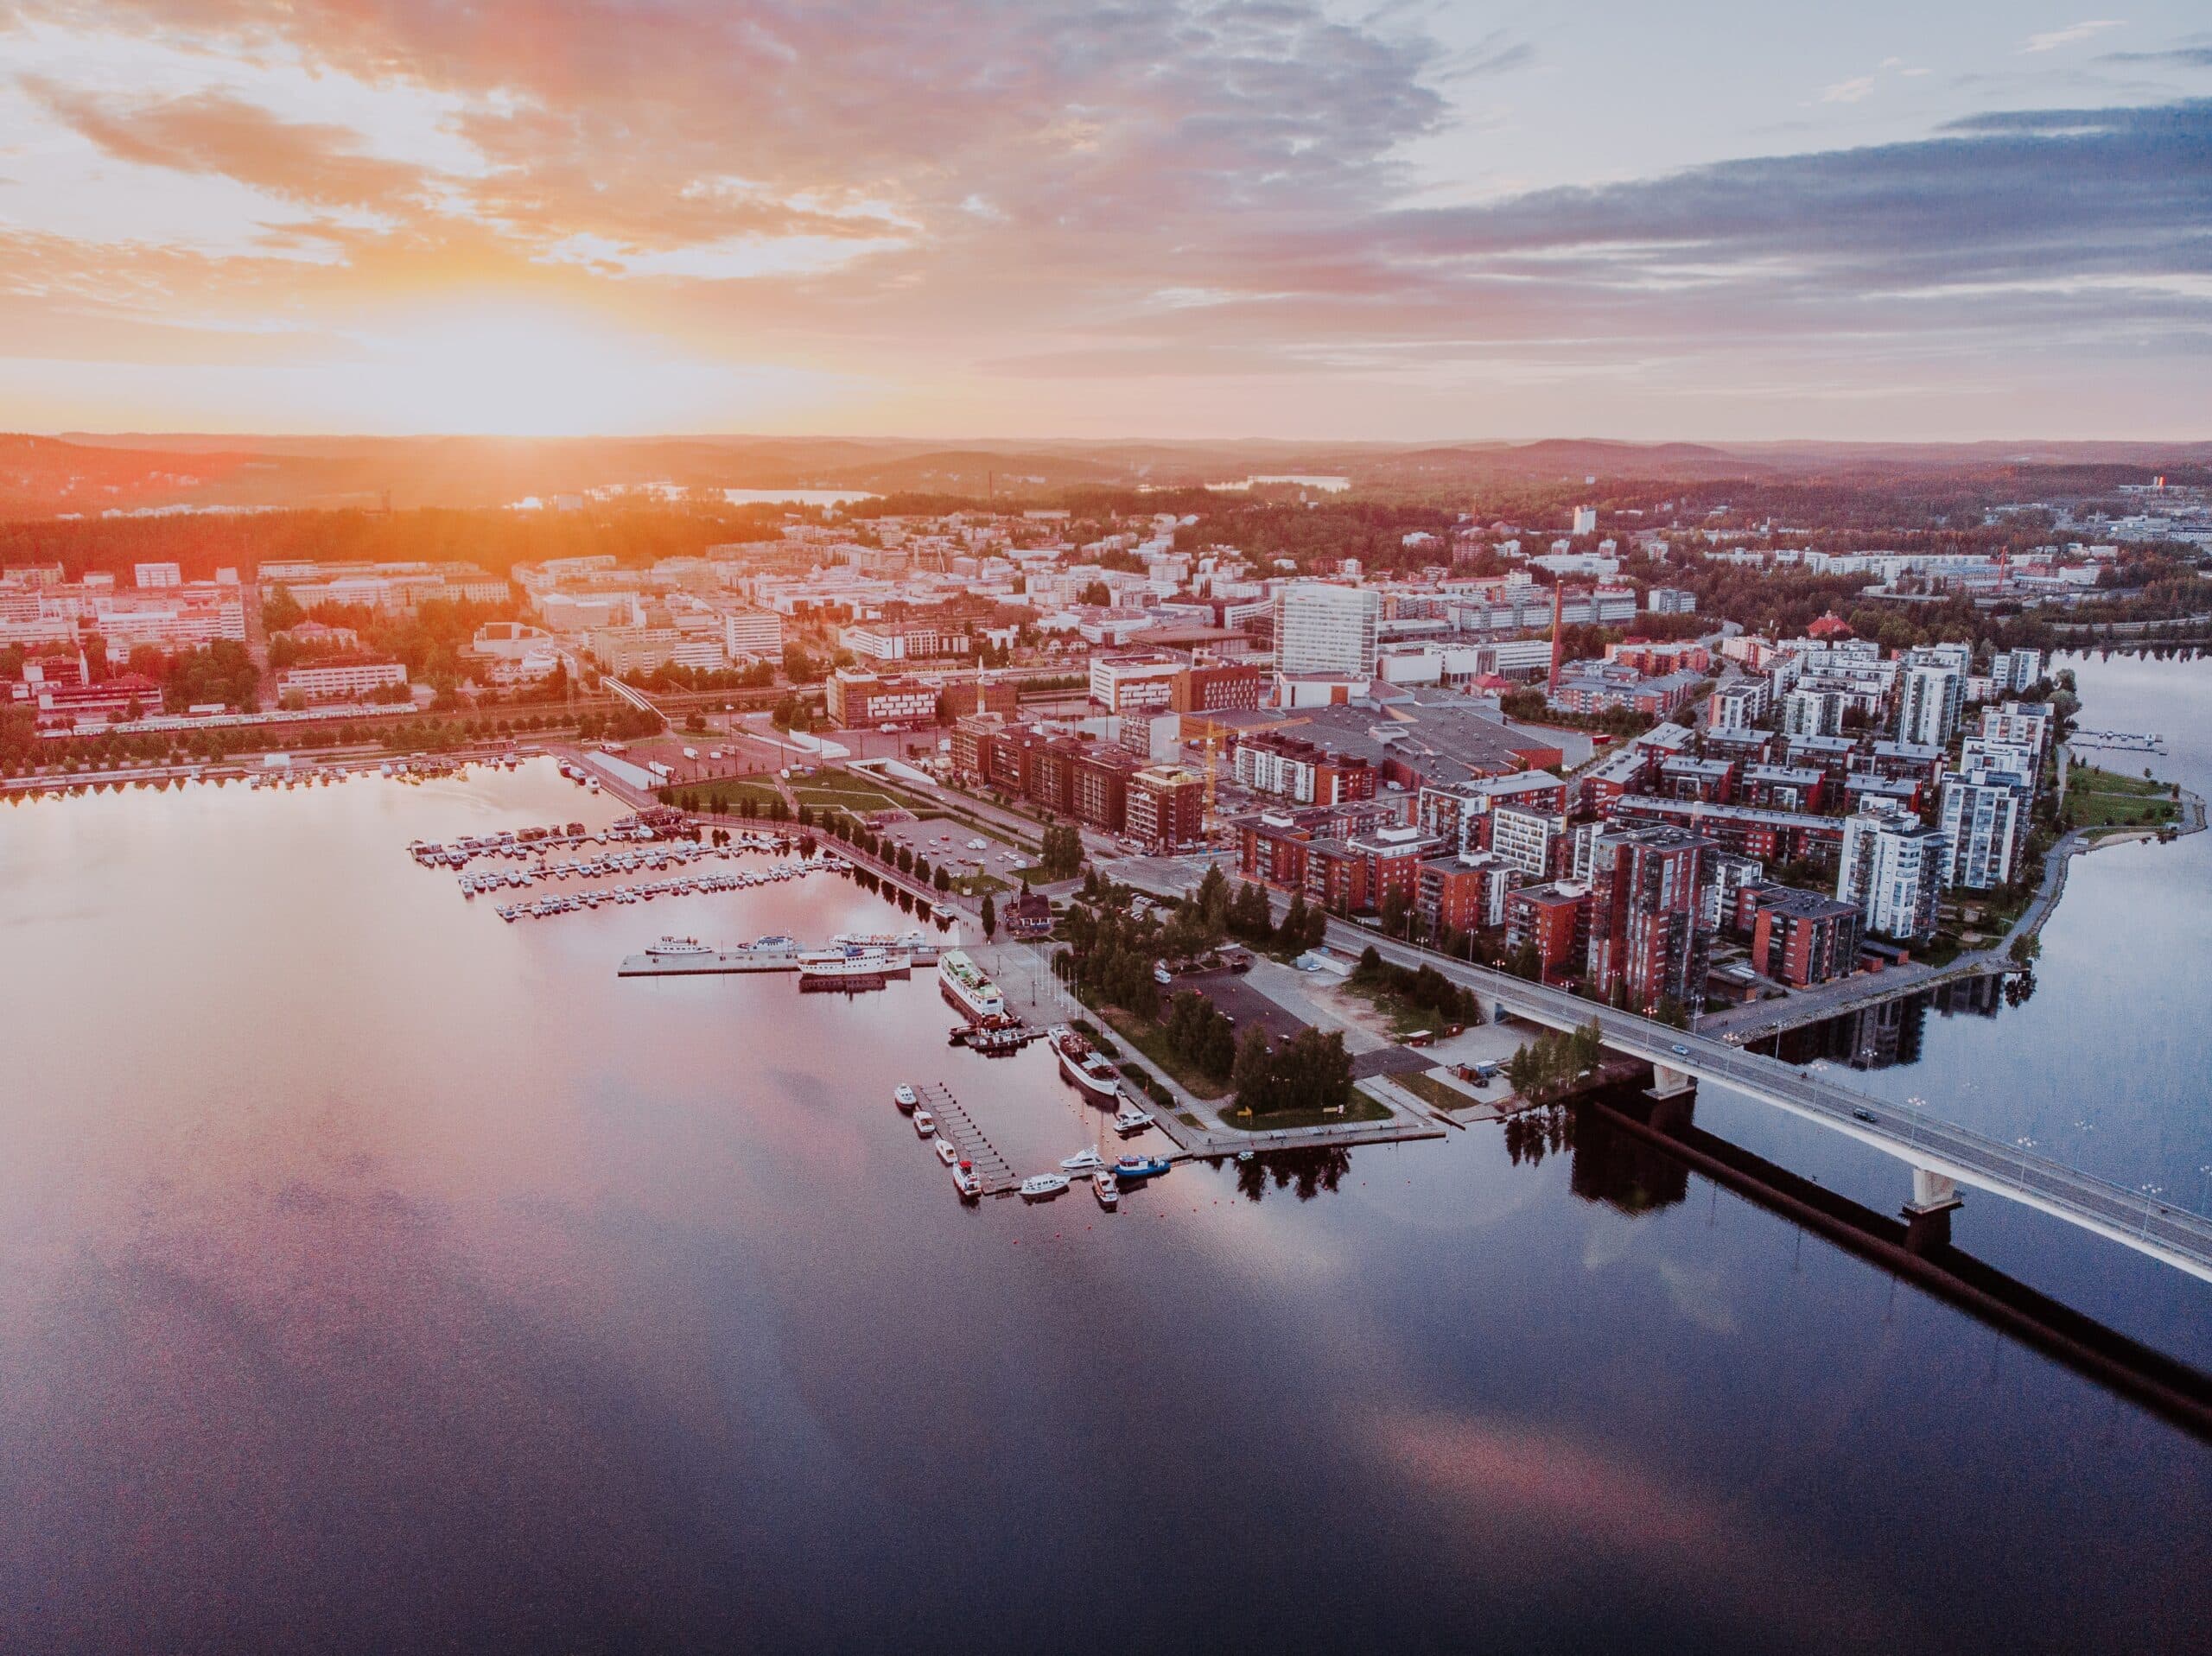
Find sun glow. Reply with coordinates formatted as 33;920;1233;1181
312;303;791;435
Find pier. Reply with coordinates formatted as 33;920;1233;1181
920;1083;1020;1196
2069;728;2166;753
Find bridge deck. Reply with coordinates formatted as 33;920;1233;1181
1103;860;2212;1286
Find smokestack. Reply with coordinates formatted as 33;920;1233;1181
1548;581;1566;696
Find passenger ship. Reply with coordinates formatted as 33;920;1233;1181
938;949;1006;1022
798;947;898;990
834;929;943;966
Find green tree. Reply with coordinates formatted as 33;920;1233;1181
981;891;998;941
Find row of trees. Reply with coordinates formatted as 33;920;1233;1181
1503;1022;1606;1104
1160;990;1237;1083
1347;947;1484;1027
1058;903;1164;1022
1035;822;1084;880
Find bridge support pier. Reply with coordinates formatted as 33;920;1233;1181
1645;1066;1697;1133
1903;1168;1962;1254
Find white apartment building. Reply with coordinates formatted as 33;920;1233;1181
722;608;785;659
1897;663;1965;748
1783;686;1847;738
1707;681;1766;733
1979;701;2054;770
1272;581;1381;678
133;562;182;589
1939;771;2029;890
277;659;409;702
1988;648;2046;693
1837;809;1949;942
1489;805;1566;878
1088;652;1184;714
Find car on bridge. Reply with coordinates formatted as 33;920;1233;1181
1670;1044;1690;1056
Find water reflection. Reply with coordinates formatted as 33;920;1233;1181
1227;1145;1351;1202
1567;1104;1691;1217
1758;971;2011;1070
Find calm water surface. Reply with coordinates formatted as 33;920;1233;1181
1;675;2207;1652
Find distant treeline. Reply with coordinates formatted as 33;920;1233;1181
0;502;809;583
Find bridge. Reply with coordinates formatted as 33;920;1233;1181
1105;858;2212;1286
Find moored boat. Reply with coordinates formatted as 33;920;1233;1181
912;1107;936;1136
938;949;1006;1021
1059;1147;1106;1173
1112;1098;1154;1136
951;1159;983;1199
1092;1171;1119;1209
1113;1154;1171;1181
1018;1173;1070;1201
934;1136;958;1166
1052;1026;1120;1101
893;1083;920;1112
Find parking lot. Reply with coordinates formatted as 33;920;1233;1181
872;815;1033;877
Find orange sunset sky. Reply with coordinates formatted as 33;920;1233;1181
2;1;2209;439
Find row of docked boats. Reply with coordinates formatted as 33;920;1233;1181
895;1083;986;1199
499;861;816;922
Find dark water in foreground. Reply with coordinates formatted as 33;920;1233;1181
1;670;2207;1653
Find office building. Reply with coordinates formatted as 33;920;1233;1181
1272;582;1381;678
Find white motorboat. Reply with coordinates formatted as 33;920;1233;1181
913;1108;936;1136
1092;1171;1119;1209
1018;1173;1070;1201
933;1137;958;1166
951;1160;983;1199
893;1083;920;1112
1112;1098;1154;1136
1059;1148;1106;1174
645;936;713;958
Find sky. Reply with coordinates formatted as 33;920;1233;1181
0;1;2208;441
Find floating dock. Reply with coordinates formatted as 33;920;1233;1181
921;1083;1020;1196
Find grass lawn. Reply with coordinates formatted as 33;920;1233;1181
948;872;1012;898
794;781;899;813
1391;1068;1492;1113
2068;764;2181;832
844;772;1041;851
1098;1006;1231;1101
1343;980;1455;1039
683;778;785;813
1220;1089;1395;1133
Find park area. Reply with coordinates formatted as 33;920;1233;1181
2067;761;2183;834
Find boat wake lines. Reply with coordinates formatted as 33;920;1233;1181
925;1085;1018;1196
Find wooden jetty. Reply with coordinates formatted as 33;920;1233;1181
923;1083;1020;1196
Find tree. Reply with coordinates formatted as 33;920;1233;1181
1379;887;1410;938
981;891;998;941
1193;864;1231;935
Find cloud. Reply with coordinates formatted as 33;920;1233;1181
2099;46;2212;68
0;2;2206;435
22;79;433;215
2021;20;2126;54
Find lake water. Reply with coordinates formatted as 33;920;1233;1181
1;660;2207;1652
722;488;880;507
1205;473;1352;492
